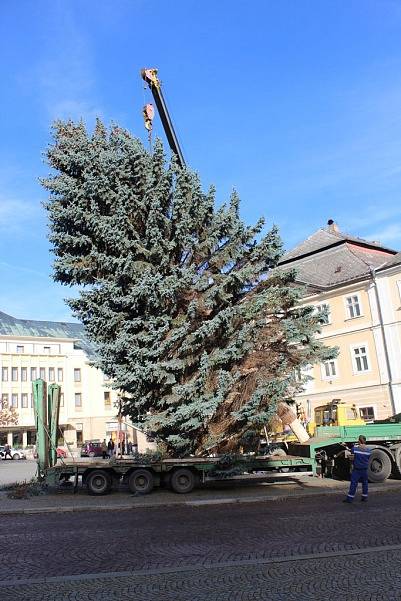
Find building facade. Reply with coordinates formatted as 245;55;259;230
279;222;401;422
0;311;123;449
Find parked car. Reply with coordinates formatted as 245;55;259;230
32;447;67;459
80;440;103;458
0;445;26;460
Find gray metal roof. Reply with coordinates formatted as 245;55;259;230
0;311;95;356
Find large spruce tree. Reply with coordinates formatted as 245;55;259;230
42;120;333;456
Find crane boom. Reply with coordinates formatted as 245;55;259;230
141;68;186;168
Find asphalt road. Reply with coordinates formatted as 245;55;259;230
1;489;401;600
0;459;37;486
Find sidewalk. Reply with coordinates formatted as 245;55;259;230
1;476;401;515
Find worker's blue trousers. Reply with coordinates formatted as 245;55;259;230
347;468;368;501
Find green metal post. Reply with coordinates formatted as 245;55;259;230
48;384;61;468
32;379;48;478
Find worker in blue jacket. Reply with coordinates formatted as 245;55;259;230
343;435;372;503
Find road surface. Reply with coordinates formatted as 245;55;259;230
0;459;36;486
1;489;401;600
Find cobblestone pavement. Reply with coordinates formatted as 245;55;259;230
1;490;401;600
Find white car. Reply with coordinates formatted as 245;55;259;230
0;445;26;460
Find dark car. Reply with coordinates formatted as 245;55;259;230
80;440;103;458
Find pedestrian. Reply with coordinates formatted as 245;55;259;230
343;435;372;503
3;443;12;460
101;439;108;459
107;438;114;458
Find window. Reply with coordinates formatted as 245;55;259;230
293;368;302;383
1;394;8;409
322;360;337;379
316;303;331;325
75;393;82;407
11;367;18;382
2;367;8;382
60;393;64;407
30;393;34;408
104;391;111;407
346;295;361;318
21;393;28;408
21;367;27;382
30;367;37;381
27;431;36;445
11;393;18;408
49;367;55;382
74;368;81;382
43;346;51;354
39;367;46;380
360;406;375;421
352;345;370;373
346;407;357;420
57;368;63;382
16;345;24;353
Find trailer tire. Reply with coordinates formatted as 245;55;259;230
128;469;154;494
170;468;196;494
368;449;392;483
86;470;112;495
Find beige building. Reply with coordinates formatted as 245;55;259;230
0;310;128;449
279;221;401;422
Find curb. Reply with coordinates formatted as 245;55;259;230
0;482;400;515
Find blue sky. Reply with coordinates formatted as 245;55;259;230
1;0;401;321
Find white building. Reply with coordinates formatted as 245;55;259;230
0;310;133;449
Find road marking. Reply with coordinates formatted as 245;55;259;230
1;543;401;587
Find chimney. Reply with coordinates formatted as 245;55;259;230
327;219;339;233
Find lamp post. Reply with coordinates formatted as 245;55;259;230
117;395;122;459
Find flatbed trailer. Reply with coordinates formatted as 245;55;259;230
34;380;401;495
46;453;316;496
43;422;401;495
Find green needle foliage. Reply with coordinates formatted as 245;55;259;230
42;120;334;456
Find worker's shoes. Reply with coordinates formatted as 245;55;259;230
342;498;353;503
361;497;368;502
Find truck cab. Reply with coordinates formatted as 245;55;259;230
308;400;365;436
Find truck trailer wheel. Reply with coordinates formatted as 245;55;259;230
128;469;154;494
170;468;196;494
86;470;112;495
368;450;392;483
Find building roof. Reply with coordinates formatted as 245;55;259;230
377;251;401;271
279;222;398;291
0;311;95;356
280;225;396;264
